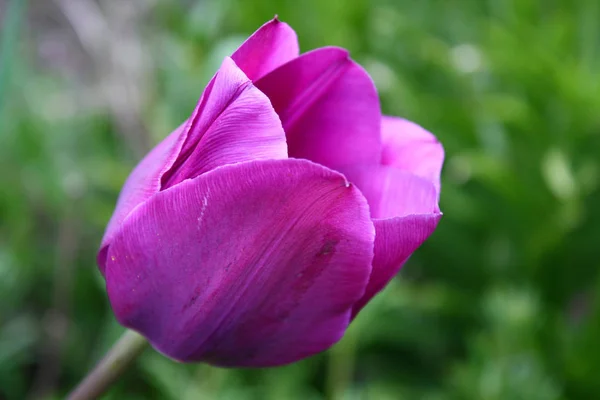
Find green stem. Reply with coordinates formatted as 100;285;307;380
326;328;359;400
67;330;149;400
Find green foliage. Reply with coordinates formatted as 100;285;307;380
1;0;599;398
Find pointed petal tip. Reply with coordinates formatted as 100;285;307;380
266;16;292;30
232;17;300;82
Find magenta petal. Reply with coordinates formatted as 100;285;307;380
161;57;287;187
340;166;441;317
101;56;287;270
105;159;374;367
351;214;441;316
381;116;444;193
232;18;299;81
340;165;439;219
255;47;382;170
97;123;186;273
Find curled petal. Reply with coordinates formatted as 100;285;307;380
100;57;288;271
105;159;374;367
232;18;300;81
161;56;287;188
340;166;441;317
256;47;381;170
381;116;444;193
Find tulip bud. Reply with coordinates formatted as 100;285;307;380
99;18;443;367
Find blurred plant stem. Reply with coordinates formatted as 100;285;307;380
28;206;80;399
67;330;149;400
326;326;359;400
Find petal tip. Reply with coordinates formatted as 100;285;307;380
232;18;300;82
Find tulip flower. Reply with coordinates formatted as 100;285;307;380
98;18;443;368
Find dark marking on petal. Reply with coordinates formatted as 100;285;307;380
317;239;338;257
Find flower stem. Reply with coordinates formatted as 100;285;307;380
67;330;149;400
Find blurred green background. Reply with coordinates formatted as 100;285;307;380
1;0;600;399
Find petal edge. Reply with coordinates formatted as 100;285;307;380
381;116;444;194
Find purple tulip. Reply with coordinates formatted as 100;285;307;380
98;18;443;367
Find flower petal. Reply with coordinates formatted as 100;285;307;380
381;116;444;193
341;165;440;220
105;159;374;367
351;215;441;317
340;166;441;317
100;57;288;271
255;47;381;170
232;18;300;81
161;56;287;188
97;123;186;274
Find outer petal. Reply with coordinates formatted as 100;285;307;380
340;166;441;317
105;159;374;367
381;116;444;193
232;18;300;81
98;123;186;273
161;57;287;187
255;47;382;170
